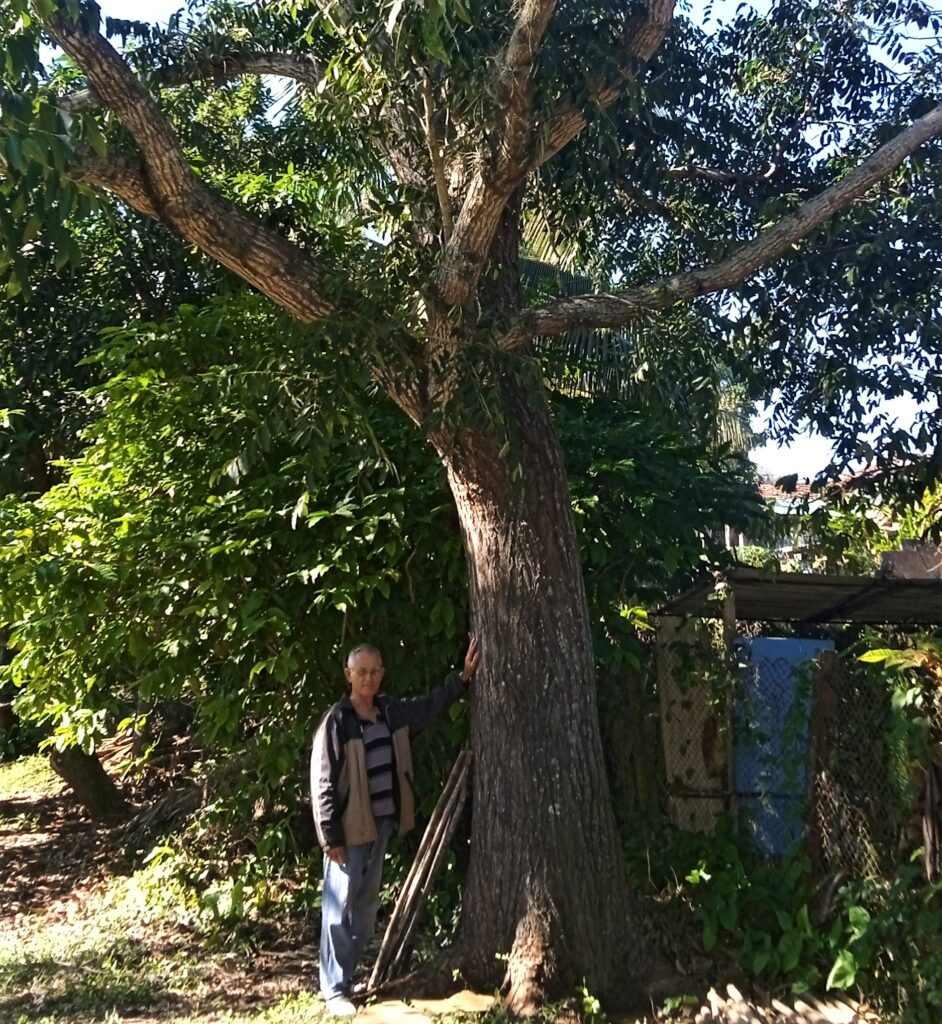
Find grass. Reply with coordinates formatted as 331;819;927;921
0;857;202;1023
0;753;60;801
0;752;502;1024
6;995;331;1024
0;751;336;1024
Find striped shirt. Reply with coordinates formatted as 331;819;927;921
360;717;396;819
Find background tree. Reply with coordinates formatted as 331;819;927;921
2;0;941;1008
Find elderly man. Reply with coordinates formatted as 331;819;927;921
311;638;480;1016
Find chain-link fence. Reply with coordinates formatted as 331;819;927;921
808;656;913;880
733;639;833;859
655;618;918;881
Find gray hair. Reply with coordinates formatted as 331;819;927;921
345;643;383;667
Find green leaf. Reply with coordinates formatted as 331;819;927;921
4;132;23;171
20;136;46;165
420;8;449;64
779;930;803;972
84;115;107;157
847;904;870;939
826;950;857;991
451;0;471;24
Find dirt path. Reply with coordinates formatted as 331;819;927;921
0;774;111;921
0;759;499;1023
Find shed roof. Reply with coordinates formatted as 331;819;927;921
657;568;942;625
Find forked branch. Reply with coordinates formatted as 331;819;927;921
69;151;160;219
539;0;676;165
433;0;557;307
433;0;676;310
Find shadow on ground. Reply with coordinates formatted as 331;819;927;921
0;792;112;918
0;927;327;1023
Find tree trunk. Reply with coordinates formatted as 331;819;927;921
0;703;15;732
435;372;648;1013
49;747;129;822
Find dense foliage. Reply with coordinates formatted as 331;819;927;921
0;1;939;475
0;291;759;805
737;479;942;573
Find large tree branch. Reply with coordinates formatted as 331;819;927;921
539;0;675;165
59;45;427;191
500;0;559;160
433;0;675;309
59;51;327;113
69;150;160;219
433;0;557;307
498;103;942;349
44;14;338;323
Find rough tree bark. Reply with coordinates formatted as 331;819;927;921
436;381;647;1011
49;747;129;822
421;201;646;1011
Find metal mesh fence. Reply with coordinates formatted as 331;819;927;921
655;619;923;881
733;643;822;859
809;662;912;880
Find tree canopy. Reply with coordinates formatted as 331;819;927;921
0;0;940;472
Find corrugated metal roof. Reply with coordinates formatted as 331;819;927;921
657;568;942;624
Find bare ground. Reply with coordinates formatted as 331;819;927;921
0;758;880;1024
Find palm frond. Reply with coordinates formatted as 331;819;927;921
520;256;756;452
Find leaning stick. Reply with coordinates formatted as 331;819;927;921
386;754;471;976
377;750;469;962
373;751;471;985
368;751;467;988
368;749;471;988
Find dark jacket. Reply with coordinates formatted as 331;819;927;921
310;671;465;850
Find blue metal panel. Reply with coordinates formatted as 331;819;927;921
734;637;834;857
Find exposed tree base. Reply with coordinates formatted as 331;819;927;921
499;884;566;1017
0;702;16;732
375;922;658;1019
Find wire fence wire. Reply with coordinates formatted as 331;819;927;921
809;661;913;881
655;622;920;881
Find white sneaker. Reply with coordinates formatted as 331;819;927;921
326;995;357;1017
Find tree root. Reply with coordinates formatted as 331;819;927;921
500;885;565;1017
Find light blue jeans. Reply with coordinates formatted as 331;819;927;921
319;817;394;999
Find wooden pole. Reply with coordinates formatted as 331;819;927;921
368;749;471;989
722;584;738;828
386;755;471;976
